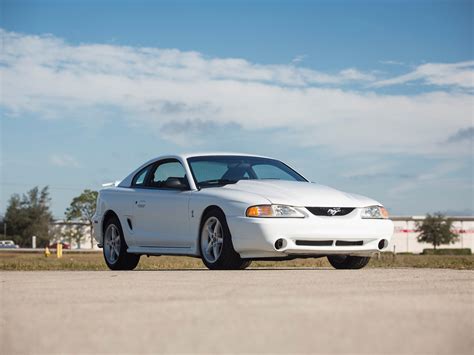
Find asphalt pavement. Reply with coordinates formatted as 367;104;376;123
1;268;473;354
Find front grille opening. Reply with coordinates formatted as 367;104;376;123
335;240;363;246
306;207;355;216
295;240;333;246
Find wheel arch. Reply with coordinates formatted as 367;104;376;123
101;210;120;242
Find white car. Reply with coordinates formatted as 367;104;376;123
93;153;393;270
0;240;19;249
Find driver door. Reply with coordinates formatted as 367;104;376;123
134;159;192;248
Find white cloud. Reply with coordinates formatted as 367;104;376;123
373;61;474;89
291;55;306;64
341;162;395;179
379;60;405;66
49;154;80;168
1;29;473;156
389;161;465;197
339;68;376;81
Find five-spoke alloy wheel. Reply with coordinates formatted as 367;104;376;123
104;224;121;265
103;216;140;270
199;209;251;270
201;216;224;264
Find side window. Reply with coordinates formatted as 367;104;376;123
132;165;151;187
149;160;187;189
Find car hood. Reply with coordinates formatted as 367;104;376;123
223;180;380;207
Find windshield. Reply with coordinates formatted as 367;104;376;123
187;155;307;188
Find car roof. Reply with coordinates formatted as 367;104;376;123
157;152;275;161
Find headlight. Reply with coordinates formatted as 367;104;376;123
360;205;389;219
246;205;305;218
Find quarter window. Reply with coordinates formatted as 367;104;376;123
132;166;151;187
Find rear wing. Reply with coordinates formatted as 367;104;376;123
101;181;121;187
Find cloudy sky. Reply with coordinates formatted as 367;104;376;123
1;0;473;218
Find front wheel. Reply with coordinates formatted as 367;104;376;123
103;216;140;270
327;255;371;269
199;210;251;270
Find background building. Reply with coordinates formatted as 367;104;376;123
390;216;474;253
49;221;97;249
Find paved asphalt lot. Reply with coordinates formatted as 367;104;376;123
1;269;473;354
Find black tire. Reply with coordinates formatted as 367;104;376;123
327;255;371;269
103;215;140;270
199;209;251;270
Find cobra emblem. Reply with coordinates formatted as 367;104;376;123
327;207;341;216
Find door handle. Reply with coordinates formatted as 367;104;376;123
136;200;146;208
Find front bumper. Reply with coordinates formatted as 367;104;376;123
227;213;394;259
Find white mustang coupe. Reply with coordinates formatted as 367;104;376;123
93;153;393;270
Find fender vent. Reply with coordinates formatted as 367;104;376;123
127;218;133;230
306;207;355;216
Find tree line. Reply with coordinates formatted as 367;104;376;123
2;186;97;248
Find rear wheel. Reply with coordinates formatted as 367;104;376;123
327;255;370;269
103;216;140;270
200;210;251;270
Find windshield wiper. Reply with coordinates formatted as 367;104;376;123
198;179;238;188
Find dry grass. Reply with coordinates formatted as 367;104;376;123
0;251;473;271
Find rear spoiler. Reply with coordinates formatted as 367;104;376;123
102;180;121;187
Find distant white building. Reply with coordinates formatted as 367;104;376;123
49;220;98;249
390;216;474;253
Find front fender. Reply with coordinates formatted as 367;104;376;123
189;189;271;253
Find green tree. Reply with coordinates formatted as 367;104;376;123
4;186;53;247
65;189;98;249
416;213;459;250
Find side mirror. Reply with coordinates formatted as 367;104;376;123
163;177;188;190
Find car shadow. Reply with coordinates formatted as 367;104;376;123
133;267;333;272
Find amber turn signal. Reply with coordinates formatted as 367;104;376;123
246;205;273;217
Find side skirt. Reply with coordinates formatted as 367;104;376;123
127;246;198;257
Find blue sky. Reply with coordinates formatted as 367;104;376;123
1;0;473;218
